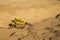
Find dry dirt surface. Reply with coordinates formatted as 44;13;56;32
0;0;60;40
0;14;60;40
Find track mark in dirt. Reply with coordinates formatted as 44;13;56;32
10;32;16;37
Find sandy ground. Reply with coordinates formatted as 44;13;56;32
0;0;60;27
0;15;60;40
0;0;60;40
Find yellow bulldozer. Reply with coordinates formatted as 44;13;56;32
9;18;32;29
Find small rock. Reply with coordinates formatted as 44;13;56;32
49;37;52;40
18;38;21;40
55;14;60;20
55;14;60;18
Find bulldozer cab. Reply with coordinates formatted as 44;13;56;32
12;18;26;25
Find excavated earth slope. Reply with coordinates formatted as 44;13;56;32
0;14;60;40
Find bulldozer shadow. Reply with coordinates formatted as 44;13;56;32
8;23;33;30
